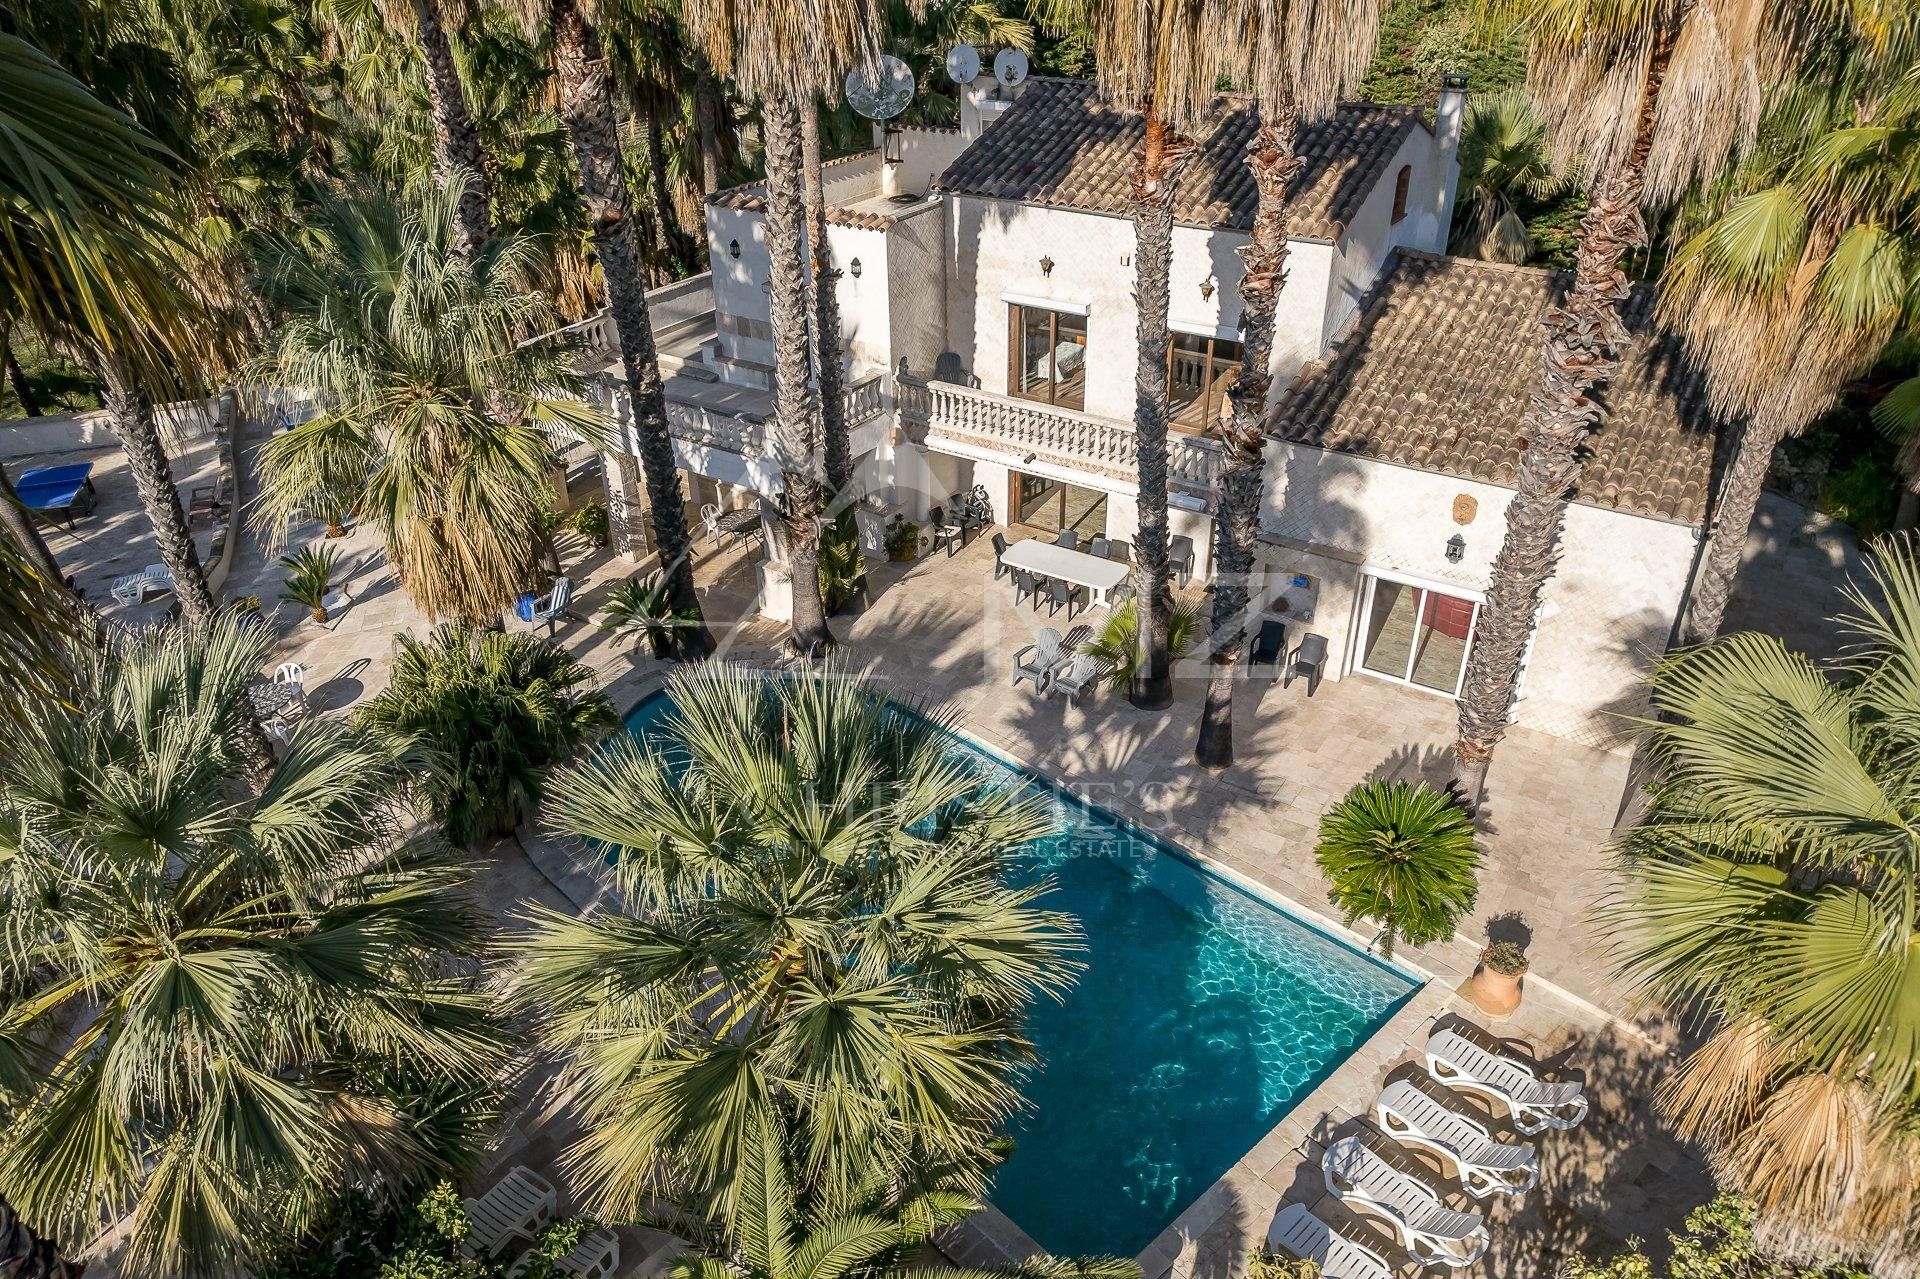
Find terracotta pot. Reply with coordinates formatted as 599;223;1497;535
1469;964;1525;1017
311;606;328;623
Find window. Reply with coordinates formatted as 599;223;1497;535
1166;331;1243;432
1008;303;1088;410
1391;165;1412;224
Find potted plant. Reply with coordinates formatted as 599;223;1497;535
1315;780;1482;958
600;572;697;659
277;544;341;623
884;515;920;563
571;500;610;548
1469;940;1529;1017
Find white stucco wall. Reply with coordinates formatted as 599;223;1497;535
707;204;775;374
1322;123;1455;351
1259;440;1699;748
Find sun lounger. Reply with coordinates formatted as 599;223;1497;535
1426;1028;1589;1136
110;563;173;605
1265;1203;1394;1279
462;1165;558;1257
1375;1079;1539;1198
1321;1136;1489;1269
1012;627;1064;693
507;1227;620;1279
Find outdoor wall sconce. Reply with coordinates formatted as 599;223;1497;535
728;238;741;259
1039;255;1055;277
1445;534;1467;564
1200;276;1216;301
849;258;863;278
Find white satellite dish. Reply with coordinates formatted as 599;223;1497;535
945;43;981;84
845;54;915;120
992;47;1029;89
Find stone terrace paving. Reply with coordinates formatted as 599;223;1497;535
25;434;1864;1279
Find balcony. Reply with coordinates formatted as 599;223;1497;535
913;379;1223;493
582;369;887;463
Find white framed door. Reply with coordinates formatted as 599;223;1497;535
1353;569;1484;698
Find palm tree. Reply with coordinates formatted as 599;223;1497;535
803;96;854;503
1192;0;1384;767
1450;89;1568;264
1600;537;1920;1271
0;615;502;1279
1664;26;1918;643
1315;780;1481;957
520;0;712;652
664;1114;1139;1279
0;1202;74;1279
252;180;605;626
358;624;615;844
1448;0;1852;802
512;665;1082;1216
673;0;888;657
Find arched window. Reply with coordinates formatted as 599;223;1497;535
1391;165;1412;224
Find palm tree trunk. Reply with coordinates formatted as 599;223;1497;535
0;469;63;587
802;98;853;503
411;0;492;258
1127;109;1194;711
1196;101;1299;769
695;69;725;195
2;324;43;417
0;1194;79;1279
763;95;833;656
547;0;711;655
1449;26;1677;804
98;355;217;621
1682;410;1793;644
644;109;696;275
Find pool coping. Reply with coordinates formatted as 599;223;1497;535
605;673;1442;1271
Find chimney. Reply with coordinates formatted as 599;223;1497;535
960;73;1022;142
1432;73;1469;253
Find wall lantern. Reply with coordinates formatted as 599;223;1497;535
1199;276;1216;301
728;238;741;259
1445;534;1466;564
1039;255;1055;277
849;258;863;278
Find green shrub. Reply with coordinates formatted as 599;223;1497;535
884;514;920;559
818;510;866;614
600;572;699;658
1316;780;1481;957
278;544;341;620
1078;595;1204;692
1562;1195;1875;1279
570;500;609;546
1820;453;1897;537
1480;940;1528;975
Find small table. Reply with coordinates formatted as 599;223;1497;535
1000;538;1131;607
247;680;299;722
717;507;762;536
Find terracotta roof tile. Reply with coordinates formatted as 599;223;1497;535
931;78;1423;239
1271;252;1722;523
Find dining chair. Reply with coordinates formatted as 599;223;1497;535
1088;536;1110;560
1106;539;1132;564
991;532;1010;579
700;504;721;546
1054;529;1079;551
1011;568;1040;609
1046;578;1087;619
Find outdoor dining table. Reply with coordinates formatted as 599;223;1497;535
1000;537;1131;608
716;507;762;537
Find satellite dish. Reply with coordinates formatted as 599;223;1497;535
945;43;981;84
845;54;915;120
992;47;1029;89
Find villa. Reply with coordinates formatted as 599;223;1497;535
570;70;1721;749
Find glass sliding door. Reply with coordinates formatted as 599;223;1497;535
1356;572;1482;697
1167;331;1242;433
1009;304;1088;410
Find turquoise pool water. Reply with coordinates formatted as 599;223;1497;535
620;691;1419;1258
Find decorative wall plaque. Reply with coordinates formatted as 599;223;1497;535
1452;494;1477;525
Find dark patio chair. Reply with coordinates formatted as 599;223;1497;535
1011;567;1041;608
1045;577;1087;619
1249;618;1289;679
1284;633;1329;696
1054;529;1079;551
931;504;965;557
1106;539;1132;564
1088;536;1110;559
1170;534;1196;587
991;532;1011;579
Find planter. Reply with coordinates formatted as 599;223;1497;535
1468;963;1525;1018
887;546;918;563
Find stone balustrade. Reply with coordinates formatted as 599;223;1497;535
581;369;888;461
925;381;1222;491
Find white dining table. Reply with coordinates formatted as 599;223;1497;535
1001;538;1131;607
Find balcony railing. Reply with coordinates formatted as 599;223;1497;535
924;381;1222;491
579;370;888;462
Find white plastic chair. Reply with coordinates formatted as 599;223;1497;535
1426;1028;1589;1136
1321;1136;1489;1269
701;503;722;545
461;1166;557;1258
1375;1079;1539;1198
1265;1203;1394;1279
274;662;310;715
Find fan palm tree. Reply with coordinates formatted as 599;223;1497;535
1600;536;1920;1272
357;624;615;844
512;0;712;652
511;664;1082;1216
1450;89;1569;264
251;179;605;626
0;615;502;1279
673;0;889;656
1447;0;1876;802
1665;24;1919;643
1316;780;1481;957
1192;0;1385;767
663;1114;1140;1279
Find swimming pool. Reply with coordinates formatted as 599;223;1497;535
620;689;1419;1258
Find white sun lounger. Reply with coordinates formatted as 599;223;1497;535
1266;1203;1394;1279
462;1165;558;1257
1321;1136;1489;1269
110;563;173;605
508;1226;620;1279
1375;1079;1539;1198
1426;1028;1590;1136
